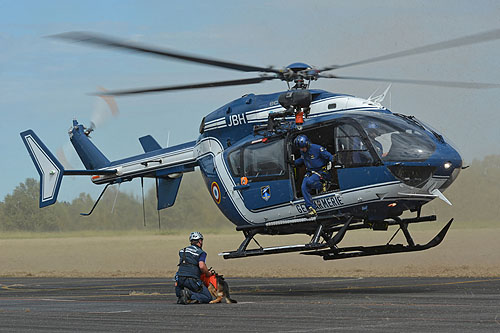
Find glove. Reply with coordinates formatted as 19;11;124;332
326;161;332;171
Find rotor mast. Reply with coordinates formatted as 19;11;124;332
283;62;318;90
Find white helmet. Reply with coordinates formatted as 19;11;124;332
189;231;204;242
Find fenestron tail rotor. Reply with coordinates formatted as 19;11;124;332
50;29;500;96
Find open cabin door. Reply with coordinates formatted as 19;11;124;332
291;123;341;199
291;120;385;199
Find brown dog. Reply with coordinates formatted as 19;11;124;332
201;270;237;304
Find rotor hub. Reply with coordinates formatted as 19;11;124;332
286;62;312;72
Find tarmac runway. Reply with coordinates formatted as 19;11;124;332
1;276;499;332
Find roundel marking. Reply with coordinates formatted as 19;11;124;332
211;181;221;204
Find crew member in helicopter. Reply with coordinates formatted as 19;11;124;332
175;232;213;305
294;134;334;216
365;122;386;158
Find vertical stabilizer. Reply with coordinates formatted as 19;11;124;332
139;135;162;152
156;176;183;210
69;120;110;170
20;130;64;207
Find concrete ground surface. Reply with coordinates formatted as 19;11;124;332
1;276;499;332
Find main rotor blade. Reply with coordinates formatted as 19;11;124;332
319;74;500;89
92;76;277;96
320;28;500;72
52;31;282;74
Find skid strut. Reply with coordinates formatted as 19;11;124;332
80;183;111;216
221;216;452;260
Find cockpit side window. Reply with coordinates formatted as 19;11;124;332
228;149;242;177
356;115;436;162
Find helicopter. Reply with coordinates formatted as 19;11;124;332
20;29;500;261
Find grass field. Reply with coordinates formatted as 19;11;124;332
1;223;499;278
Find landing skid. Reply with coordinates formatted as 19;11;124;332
221;215;453;261
305;218;453;260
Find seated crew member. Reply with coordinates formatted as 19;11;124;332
366;122;385;157
294;134;334;216
175;232;213;305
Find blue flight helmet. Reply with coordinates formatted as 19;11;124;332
295;134;310;149
366;122;379;137
189;231;204;242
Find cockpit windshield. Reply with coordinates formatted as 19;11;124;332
356;114;436;162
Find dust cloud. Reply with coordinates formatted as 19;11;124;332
1;227;498;278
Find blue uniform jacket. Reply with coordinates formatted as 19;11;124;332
295;144;333;172
176;245;207;279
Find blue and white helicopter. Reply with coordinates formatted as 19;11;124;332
21;30;500;260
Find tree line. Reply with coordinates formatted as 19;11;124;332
1;155;499;232
0;172;228;232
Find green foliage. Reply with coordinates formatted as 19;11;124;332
1;178;61;231
0;172;228;232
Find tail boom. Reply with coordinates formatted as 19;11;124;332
21;127;197;211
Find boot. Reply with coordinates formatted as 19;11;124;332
307;207;317;217
178;289;191;305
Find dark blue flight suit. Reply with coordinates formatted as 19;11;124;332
295;143;334;211
175;245;212;304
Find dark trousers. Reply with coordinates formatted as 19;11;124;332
302;173;323;209
175;276;212;304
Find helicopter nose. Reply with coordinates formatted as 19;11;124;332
436;145;463;191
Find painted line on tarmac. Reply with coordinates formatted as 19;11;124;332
234;301;255;304
0;284;26;290
4;278;500;301
0;282;169;293
230;277;500;295
233;277;363;288
88;310;132;314
0;293;175;300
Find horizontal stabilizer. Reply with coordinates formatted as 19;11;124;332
20;130;64;208
139;135;162;152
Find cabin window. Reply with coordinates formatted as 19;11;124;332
243;140;286;178
228;139;286;179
